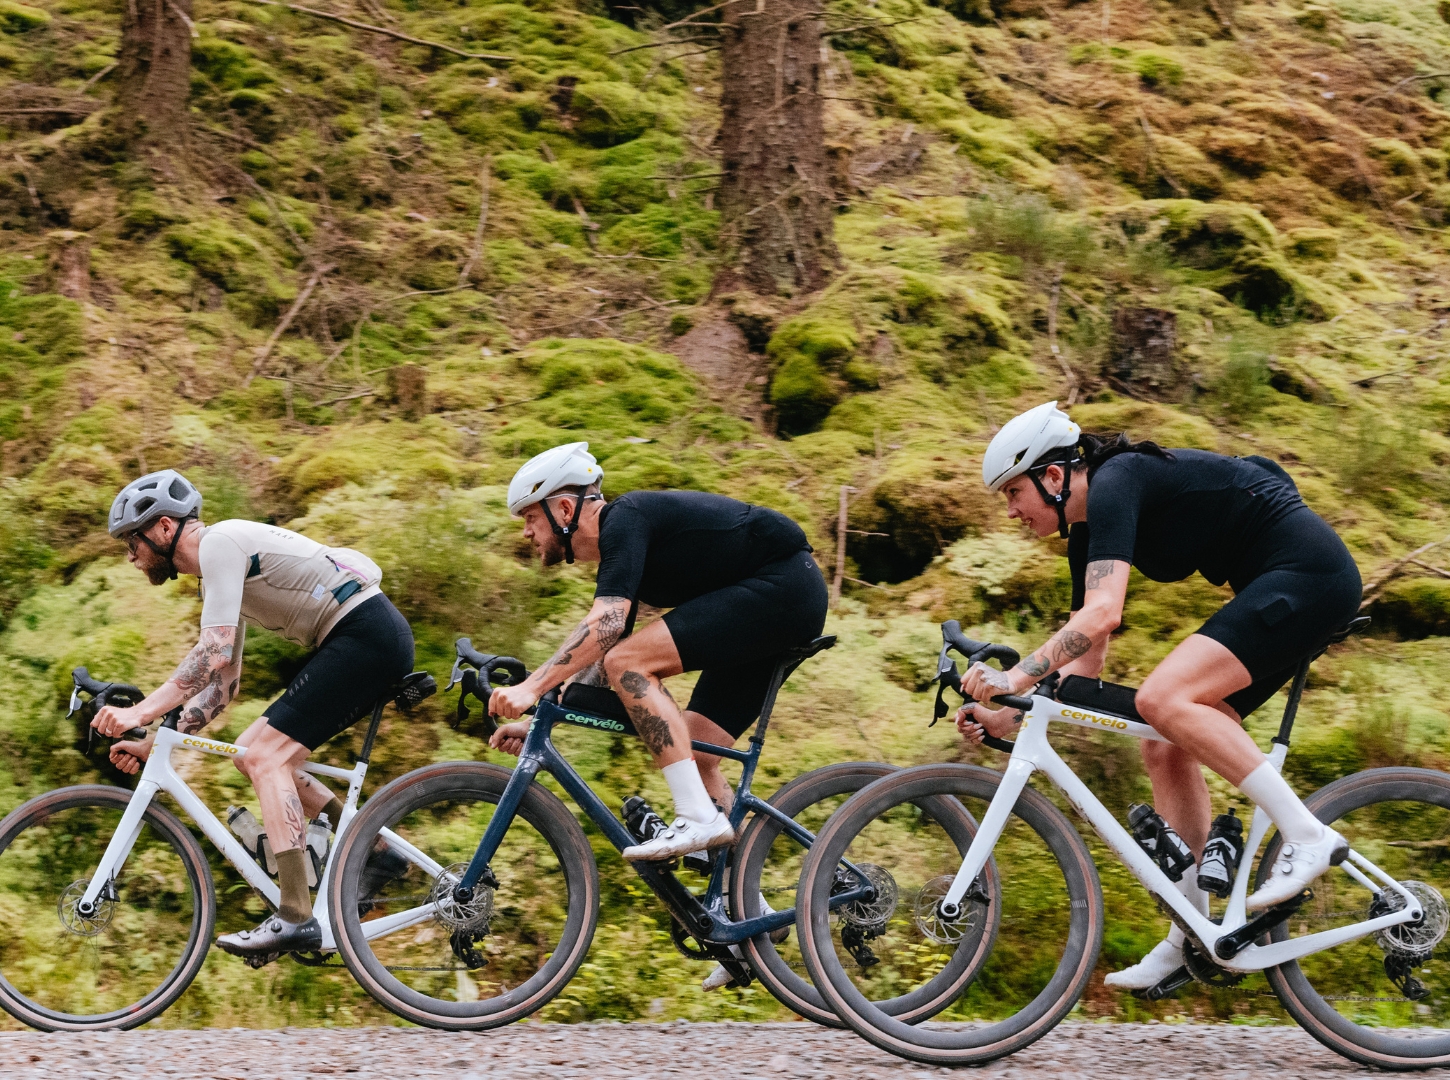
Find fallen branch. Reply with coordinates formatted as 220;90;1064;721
1047;266;1079;405
1359;532;1450;609
318;388;377;406
1361;72;1450;109
81;62;118;91
458;155;491;286
1138;112;1188;197
480;395;541;412
12;155;39;209
609;35;710;57
242;0;512;61
1408;559;1450;581
0;105;98;116
245;263;336;386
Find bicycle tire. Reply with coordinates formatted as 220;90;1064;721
327;762;598;1030
0;784;215;1031
796;764;1103;1066
1263;767;1450;1069
732;761;1000;1027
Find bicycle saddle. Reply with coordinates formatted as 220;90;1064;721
786;635;837;661
392;671;438;714
1327;615;1370;644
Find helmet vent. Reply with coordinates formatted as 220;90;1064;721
169;478;190;500
134;496;155;515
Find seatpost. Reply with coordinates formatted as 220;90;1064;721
357;700;388;763
1272;656;1313;748
748;660;793;747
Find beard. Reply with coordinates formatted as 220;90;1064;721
538;534;566;567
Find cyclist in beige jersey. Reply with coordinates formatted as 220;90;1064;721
89;471;415;958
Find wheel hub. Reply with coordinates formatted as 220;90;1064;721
840;864;898;930
58;879;116;937
1372;881;1449;961
430;863;494;934
914;874;984;945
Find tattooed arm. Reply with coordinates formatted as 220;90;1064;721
92;624;242;737
178;622;246;735
959;559;1128;703
488;596;633;720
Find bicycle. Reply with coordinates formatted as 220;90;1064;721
794;616;1450;1069
325;633;997;1029
0;664;437;1031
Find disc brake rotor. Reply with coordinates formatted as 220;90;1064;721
839;863;898;929
58;879;116;937
1373;880;1450;960
914;874;982;944
429;863;494;934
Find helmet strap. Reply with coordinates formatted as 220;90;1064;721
137;515;195;581
1028;465;1073;541
538;494;599;566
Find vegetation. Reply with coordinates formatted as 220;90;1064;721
1;0;1450;1031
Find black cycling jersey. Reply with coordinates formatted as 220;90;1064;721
1067;449;1305;608
595;491;811;606
1065;448;1360;718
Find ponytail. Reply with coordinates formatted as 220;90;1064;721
1075;431;1172;475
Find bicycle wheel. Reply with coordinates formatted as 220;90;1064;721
328;762;598;1030
732;761;998;1027
797;764;1103;1066
0;784;215;1030
1263;767;1450;1069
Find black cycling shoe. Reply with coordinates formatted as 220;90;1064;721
216;915;322;967
359;846;411;904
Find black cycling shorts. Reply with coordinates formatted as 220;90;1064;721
264;594;416;750
660;549;829;739
1197;508;1361;718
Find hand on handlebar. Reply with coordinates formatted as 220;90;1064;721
488;682;537;721
92;702;149;739
955;702;1024;745
489;721;530;757
959;660;1032;703
109;733;154;775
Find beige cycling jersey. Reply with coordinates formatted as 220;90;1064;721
197;520;382;647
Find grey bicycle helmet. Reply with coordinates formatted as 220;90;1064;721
108;470;203;539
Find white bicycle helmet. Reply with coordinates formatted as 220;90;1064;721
507;443;603;564
982;402;1082;538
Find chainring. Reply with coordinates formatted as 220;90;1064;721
429;863;495;934
58;879;116;937
1184;937;1246;988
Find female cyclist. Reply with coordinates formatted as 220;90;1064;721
957;401;1362;990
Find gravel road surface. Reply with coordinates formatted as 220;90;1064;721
0;1021;1393;1079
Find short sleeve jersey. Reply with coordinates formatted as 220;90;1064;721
197;520;383;647
1067;450;1305;610
593;491;811;608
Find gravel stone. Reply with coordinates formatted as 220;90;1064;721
0;1022;1388;1079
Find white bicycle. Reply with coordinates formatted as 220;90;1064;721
796;617;1450;1070
0;665;440;1030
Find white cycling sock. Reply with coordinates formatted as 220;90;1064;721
662;758;717;824
1239;761;1326;845
1166;872;1210;948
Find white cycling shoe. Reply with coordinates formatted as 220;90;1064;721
702;893;787;991
1246;828;1349;910
1103;936;1185;990
623;810;735;862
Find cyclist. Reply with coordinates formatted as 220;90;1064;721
89;470;415;960
487;442;828;870
956;402;1361;990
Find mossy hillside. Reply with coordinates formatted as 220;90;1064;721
2;0;1450;1028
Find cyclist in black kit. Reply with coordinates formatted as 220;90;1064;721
487;443;829;866
959;403;1362;990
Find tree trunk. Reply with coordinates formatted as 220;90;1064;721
113;0;193;142
716;0;839;297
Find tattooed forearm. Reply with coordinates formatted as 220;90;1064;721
178;673;241;735
629;705;675;756
595;597;630;651
544;620;591;672
1019;653;1050;678
1083;560;1119;591
1051;630;1092;663
170;626;236;697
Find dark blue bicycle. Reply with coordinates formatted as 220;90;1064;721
326;635;992;1029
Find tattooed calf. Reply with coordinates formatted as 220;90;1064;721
628;705;675;756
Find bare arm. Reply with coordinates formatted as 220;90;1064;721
92;624;240;736
524;596;631;697
178;623;246;735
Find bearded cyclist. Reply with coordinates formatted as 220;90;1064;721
90;471;415;960
487;443;829;869
956;402;1361;991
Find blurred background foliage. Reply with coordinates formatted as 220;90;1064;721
1;0;1450;1030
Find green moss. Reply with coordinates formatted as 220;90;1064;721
1134;52;1184;87
0;0;50;31
1285;228;1340;261
770;352;840;436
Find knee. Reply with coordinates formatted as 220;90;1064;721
602;641;648;686
1134;678;1178;729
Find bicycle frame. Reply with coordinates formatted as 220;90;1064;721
934;697;1423;974
73;725;439;952
453;698;806;947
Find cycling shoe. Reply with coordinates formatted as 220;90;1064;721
1246;828;1348;911
217;915;322;961
1103;937;1184;990
359;846;411;903
623;811;734;862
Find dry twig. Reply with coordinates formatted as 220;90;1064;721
1361;73;1450;109
1359;532;1450;608
458;156;491;286
246;263;336;385
241;0;512;61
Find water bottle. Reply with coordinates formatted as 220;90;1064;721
622;796;668;844
227;806;277;876
1197;808;1245;898
305;814;334;888
1127;803;1194;882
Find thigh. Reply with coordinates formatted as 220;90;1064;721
1141;633;1254;710
686;658;780;741
264;596;415;751
663;550;827;673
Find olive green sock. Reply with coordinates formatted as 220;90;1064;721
321;796;345;829
275;847;313;924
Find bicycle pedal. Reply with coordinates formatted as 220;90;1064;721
242;951;283;970
1132;964;1192;1001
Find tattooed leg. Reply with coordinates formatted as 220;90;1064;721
292;770;337;817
